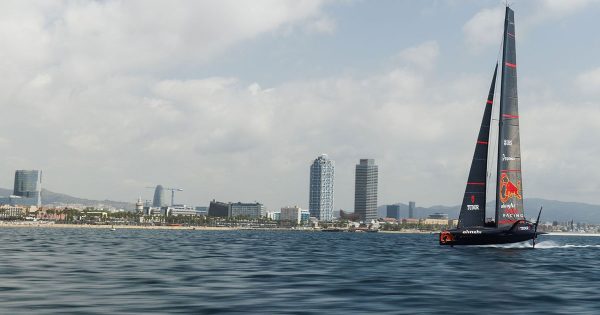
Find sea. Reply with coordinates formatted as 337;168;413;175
0;228;599;314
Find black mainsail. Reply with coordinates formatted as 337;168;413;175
457;64;497;228
495;6;525;228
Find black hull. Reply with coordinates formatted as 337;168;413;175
440;221;537;246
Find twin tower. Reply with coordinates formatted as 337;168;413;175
309;155;378;222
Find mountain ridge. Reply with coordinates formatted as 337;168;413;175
0;188;134;210
378;198;600;223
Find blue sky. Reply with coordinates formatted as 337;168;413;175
0;0;599;211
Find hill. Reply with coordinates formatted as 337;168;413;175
378;198;600;224
0;188;134;210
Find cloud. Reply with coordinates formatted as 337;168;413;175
395;40;440;71
0;1;599;211
463;6;504;52
463;0;600;52
305;16;337;34
575;67;600;94
532;0;598;21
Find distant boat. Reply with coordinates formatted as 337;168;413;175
439;6;543;247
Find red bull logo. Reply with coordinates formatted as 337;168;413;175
470;195;475;204
499;173;521;203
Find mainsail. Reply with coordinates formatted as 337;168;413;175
495;6;525;228
457;65;497;228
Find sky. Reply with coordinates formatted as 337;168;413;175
1;0;599;211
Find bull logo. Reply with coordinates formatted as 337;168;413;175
499;173;521;203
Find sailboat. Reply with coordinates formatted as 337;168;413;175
439;6;542;247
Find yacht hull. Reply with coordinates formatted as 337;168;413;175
439;221;538;246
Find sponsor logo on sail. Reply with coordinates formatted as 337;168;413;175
504;140;512;146
502;208;524;219
519;226;530;231
502;154;515;161
462;230;482;234
467;205;479;210
499;173;522;203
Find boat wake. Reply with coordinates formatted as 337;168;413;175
534;241;600;249
474;240;600;249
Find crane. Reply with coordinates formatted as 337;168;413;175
145;185;183;206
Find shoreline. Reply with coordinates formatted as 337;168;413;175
0;222;240;231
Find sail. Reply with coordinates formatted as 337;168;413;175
458;65;498;228
496;7;525;228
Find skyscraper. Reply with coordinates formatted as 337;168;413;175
13;170;42;207
153;185;166;207
408;201;416;219
309;154;335;221
386;204;400;220
354;159;378;222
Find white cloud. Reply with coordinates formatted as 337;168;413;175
463;6;504;52
395;41;440;71
0;1;599;210
532;0;598;21
575;67;600;94
305;16;337;34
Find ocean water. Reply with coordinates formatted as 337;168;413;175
0;228;599;314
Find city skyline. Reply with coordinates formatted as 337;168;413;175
1;1;600;211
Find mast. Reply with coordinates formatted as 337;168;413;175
457;65;497;228
495;6;525;228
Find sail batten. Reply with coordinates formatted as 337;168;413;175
457;64;498;228
495;7;525;228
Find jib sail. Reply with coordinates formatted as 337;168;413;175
458;65;497;228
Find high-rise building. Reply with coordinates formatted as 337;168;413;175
386;204;400;220
13;170;42;207
408;201;416;219
153;185;166;207
354;159;378;222
309;154;335;221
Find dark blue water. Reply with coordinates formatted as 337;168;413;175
1;228;599;314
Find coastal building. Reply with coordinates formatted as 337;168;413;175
230;202;265;218
301;209;310;224
167;205;197;216
135;197;144;213
143;206;163;216
386;204;400;220
12;170;42;207
408;201;416;219
195;206;208;216
280;206;303;225
153;185;167;207
266;211;281;221
309;154;335;221
0;205;26;219
208;200;230;217
422;218;450;226
428;213;448;220
354;159;378;222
